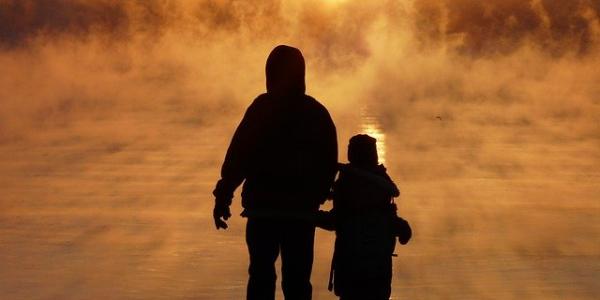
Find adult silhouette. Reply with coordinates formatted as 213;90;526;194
213;45;338;300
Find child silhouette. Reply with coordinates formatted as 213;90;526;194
317;134;411;300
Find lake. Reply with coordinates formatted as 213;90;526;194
0;102;598;300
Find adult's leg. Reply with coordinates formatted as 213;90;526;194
280;220;315;300
246;218;280;300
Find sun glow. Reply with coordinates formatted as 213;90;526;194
323;0;348;7
360;107;386;164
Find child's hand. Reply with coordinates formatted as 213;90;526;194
337;163;350;172
315;210;335;231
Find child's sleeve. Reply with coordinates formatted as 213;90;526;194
383;172;400;197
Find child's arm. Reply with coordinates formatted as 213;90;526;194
381;171;400;198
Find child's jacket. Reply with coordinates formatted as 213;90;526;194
329;163;399;299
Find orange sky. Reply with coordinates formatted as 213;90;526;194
0;0;598;141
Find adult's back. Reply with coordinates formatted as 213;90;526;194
213;45;337;218
234;93;337;215
212;45;338;300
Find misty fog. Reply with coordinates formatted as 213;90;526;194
0;1;599;299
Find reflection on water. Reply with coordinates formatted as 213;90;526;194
360;106;386;163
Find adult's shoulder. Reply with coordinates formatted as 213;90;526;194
303;95;332;117
244;93;273;116
249;93;271;108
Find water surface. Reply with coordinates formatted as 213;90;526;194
0;107;598;300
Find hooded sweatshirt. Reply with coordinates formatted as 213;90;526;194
213;45;338;218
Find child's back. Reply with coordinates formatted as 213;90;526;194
328;135;400;300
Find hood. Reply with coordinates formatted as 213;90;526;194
348;134;379;167
265;45;306;96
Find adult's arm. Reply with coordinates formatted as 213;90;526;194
317;108;338;204
213;98;264;208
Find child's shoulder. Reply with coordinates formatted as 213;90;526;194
337;163;390;179
336;163;399;197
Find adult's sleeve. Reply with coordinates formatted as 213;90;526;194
213;100;262;207
318;110;338;204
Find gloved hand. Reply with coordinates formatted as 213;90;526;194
392;216;412;245
213;203;231;230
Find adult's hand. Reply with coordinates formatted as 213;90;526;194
213;203;231;230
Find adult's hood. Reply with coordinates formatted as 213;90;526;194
265;45;306;96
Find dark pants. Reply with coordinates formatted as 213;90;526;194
246;217;315;300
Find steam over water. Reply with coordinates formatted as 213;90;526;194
1;0;599;299
360;106;387;163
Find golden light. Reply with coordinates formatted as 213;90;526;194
323;0;348;7
360;107;386;164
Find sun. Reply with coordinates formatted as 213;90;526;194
324;0;348;6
